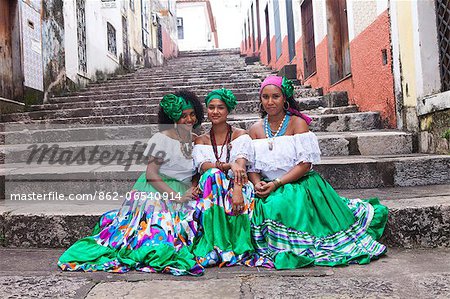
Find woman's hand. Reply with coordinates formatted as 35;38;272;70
232;187;245;214
230;163;248;186
254;181;267;193
255;181;276;198
180;186;200;202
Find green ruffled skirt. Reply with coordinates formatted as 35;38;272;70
251;171;388;269
190;168;268;267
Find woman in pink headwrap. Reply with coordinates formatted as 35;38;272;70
247;75;388;269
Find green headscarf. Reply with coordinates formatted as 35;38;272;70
159;94;194;122
205;88;237;112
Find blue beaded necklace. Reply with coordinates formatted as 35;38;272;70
264;113;291;150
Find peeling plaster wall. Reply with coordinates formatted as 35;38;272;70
126;0;145;66
63;0;79;86
42;0;66;99
154;0;177;58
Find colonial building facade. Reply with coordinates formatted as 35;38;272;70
0;0;178;106
240;0;449;153
176;0;218;51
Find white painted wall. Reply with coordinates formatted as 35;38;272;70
414;0;441;99
85;1;123;77
177;2;214;51
313;0;326;46
64;0;123;81
293;0;302;41
64;0;79;83
210;0;241;48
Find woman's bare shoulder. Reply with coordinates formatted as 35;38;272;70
249;120;264;139
194;134;210;145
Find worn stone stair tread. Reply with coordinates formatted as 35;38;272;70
29;94;323;112
2;153;448;176
0;130;414;163
1;111;378;125
1;185;448;248
0;130;412;150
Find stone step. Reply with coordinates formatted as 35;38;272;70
84;78;263;91
46;90;261;104
0;119;381;145
25;98;340;120
1;184;448;248
178;48;241;57
75;66;271;82
0;131;414;163
0;112;382;132
29;97;288;112
56;85;318;99
1;154;448;198
45;88;320;106
86;70;273;85
98;72;263;82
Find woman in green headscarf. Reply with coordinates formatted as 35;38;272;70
58;90;206;276
190;88;267;268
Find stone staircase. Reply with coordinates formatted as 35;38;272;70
0;49;449;249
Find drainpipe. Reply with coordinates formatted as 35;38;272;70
388;0;404;130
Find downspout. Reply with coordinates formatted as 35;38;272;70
388;0;404;130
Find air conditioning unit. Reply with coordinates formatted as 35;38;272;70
177;17;183;27
151;13;158;25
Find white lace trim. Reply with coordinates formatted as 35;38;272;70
251;132;321;172
193;134;253;171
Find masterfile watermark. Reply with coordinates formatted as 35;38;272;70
25;141;169;171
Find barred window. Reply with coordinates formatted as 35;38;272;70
107;22;117;56
177;17;184;40
76;0;87;73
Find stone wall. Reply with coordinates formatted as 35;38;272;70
419;109;450;154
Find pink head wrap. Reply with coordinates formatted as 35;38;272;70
259;75;283;94
259;75;313;125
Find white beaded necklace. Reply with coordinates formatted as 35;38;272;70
264;114;288;151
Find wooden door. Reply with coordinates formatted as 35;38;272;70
0;0;14;100
301;0;316;78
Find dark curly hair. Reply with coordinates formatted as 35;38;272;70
259;94;302;118
158;89;204;130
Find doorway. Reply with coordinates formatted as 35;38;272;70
0;0;22;100
256;0;261;50
301;0;316;78
286;0;296;62
265;4;271;63
326;0;351;84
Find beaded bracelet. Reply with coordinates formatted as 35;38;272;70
272;178;283;189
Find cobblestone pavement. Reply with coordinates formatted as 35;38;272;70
0;248;449;298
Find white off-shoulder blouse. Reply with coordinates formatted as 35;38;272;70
250;131;321;180
143;132;194;182
192;134;253;174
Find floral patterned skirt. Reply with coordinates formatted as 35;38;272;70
58;172;203;276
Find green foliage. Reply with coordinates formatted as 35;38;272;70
442;129;450;141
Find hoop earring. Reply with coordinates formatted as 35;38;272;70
283;101;290;111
